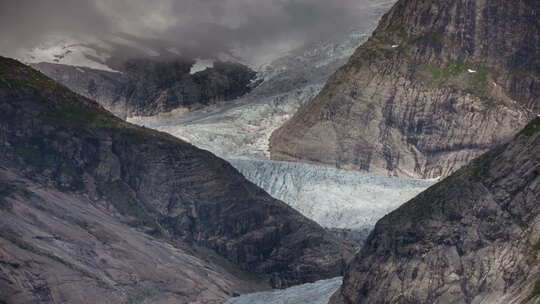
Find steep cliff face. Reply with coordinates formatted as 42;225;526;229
0;57;352;303
32;58;256;119
0;168;269;304
330;117;540;304
270;0;539;178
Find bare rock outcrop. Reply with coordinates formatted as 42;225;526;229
270;0;539;178
330;117;540;304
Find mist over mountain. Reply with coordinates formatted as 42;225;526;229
1;0;383;66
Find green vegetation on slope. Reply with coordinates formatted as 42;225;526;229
527;279;540;301
415;60;502;105
520;118;540;137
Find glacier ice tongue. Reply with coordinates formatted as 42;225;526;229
228;158;435;231
225;277;342;304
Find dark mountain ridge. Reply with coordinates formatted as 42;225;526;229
32;58;256;119
0;57;351;303
330;116;540;303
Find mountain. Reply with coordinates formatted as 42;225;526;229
0;56;352;303
32;58;256;120
0;168;268;304
330;117;540;304
270;0;539;179
25;35;258;120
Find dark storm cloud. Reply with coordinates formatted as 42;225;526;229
0;0;112;53
0;0;376;63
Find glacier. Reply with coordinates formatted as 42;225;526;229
228;158;435;231
123;0;429;243
225;277;343;304
128;0;396;159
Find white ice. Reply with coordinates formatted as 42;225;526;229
190;59;215;74
225;277;342;304
228;158;434;230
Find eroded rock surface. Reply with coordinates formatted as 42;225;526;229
330;117;540;304
271;0;539;178
0;169;268;304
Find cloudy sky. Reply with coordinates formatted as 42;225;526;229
0;0;383;65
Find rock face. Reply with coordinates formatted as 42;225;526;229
0;57;352;303
0;168;269;304
32;58;256;119
270;0;540;179
330;117;540;304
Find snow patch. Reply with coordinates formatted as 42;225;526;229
23;40;119;73
190;59;214;74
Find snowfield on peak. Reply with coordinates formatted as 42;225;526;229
22;37;119;73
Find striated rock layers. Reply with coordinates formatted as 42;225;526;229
330;117;540;304
32;58;256;119
0;57;351;303
271;0;540;179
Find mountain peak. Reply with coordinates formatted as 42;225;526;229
270;0;539;179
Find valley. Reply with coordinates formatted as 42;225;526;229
1;0;539;303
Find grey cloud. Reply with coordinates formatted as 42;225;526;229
0;0;377;64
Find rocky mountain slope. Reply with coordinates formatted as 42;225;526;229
330;117;540;304
270;0;539;179
0;168;268;304
33;58;256;119
0;56;352;303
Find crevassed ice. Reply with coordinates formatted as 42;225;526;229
225;277;342;304
228;158;434;230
